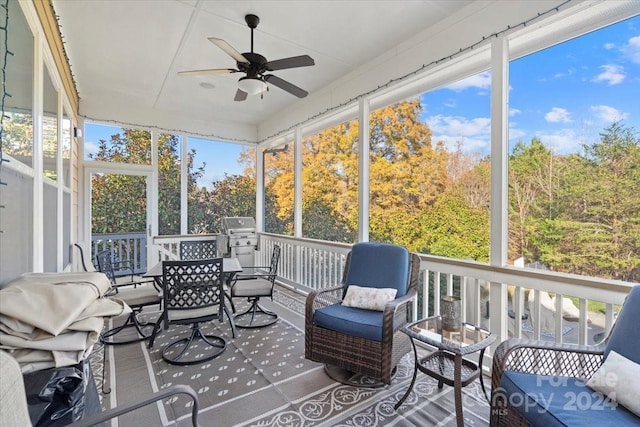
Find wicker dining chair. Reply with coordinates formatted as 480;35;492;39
490;285;640;426
305;242;419;386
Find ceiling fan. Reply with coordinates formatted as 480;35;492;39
178;14;315;101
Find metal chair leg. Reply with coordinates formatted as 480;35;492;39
234;297;278;328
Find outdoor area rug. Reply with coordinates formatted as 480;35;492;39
96;290;491;426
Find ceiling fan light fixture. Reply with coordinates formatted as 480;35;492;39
238;76;266;95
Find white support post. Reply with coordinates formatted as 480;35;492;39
180;136;188;235
56;91;64;271
489;36;510;347
294;128;303;283
358;97;370;243
256;146;265;233
149;132;159;268
294;127;302;238
33;35;44;272
79;117;91;255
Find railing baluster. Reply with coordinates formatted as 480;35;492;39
532;289;541;341
578;298;588;345
555;294;564;344
434;272;441;315
605;303;615;336
460;276;467;323
423;270;429;317
513;286;523;339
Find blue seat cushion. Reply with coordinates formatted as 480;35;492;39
500;371;638;426
313;303;383;341
345;243;410;297
605;285;640;364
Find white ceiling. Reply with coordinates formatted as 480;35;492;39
51;0;588;144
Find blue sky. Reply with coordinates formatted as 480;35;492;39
421;14;640;156
188;138;247;184
85;15;640;186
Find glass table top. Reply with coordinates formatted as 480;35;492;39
403;315;495;354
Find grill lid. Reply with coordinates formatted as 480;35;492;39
222;217;256;234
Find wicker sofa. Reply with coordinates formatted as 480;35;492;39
490;285;640;426
305;242;419;385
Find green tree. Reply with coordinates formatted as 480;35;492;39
2;113;33;161
90;129;152;233
508;138;559;263
90;130;204;235
418;192;490;261
188;174;256;233
542;122;640;281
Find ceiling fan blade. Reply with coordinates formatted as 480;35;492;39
265;55;315;71
208;37;250;64
178;68;237;76
264;74;308;98
234;89;248;102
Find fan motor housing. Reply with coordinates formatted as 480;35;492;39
238;52;267;77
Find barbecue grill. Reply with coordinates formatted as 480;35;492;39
218;217;258;268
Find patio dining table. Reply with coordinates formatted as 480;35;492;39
143;257;243;337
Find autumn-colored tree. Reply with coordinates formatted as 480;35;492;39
369;101;450;250
251;100;453;246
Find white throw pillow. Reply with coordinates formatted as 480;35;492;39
586;350;640;417
342;285;397;311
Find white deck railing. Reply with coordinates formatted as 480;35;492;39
257;233;634;348
153;232;635;348
152;234;220;261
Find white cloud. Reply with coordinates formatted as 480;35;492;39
432;134;489;153
621;35;640;64
591;64;626;85
604;42;616;50
533;129;586;155
84;141;98;158
553;68;575;79
427;115;490;136
509;108;521;117
545;107;572;123
508;126;527;141
590;105;629;123
426;114;490;153
443;71;491;92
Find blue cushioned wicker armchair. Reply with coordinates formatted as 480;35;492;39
490;285;640;426
305;242;419;385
